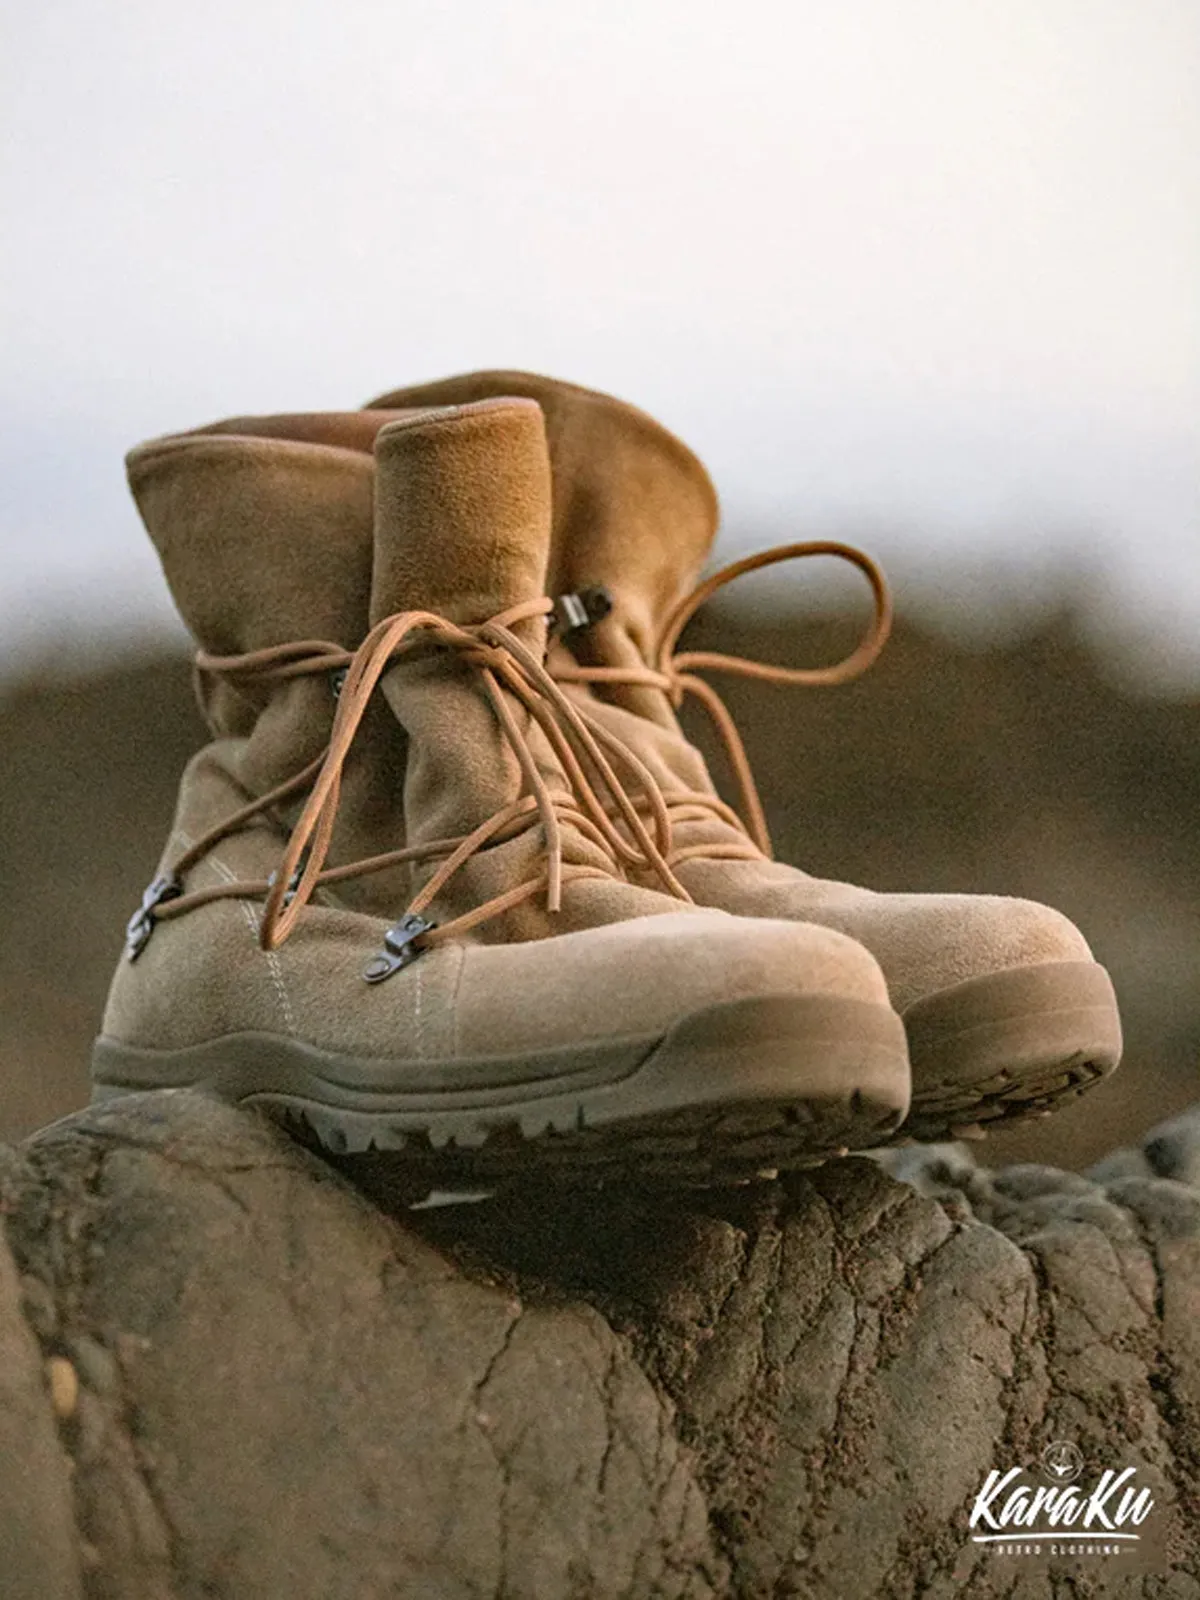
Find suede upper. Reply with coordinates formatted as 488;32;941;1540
102;743;893;1061
372;400;552;642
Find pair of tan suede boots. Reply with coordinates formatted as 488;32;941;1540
92;371;1123;1192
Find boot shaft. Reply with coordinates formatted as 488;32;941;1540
365;371;719;725
127;412;411;908
370;401;596;924
368;402;670;935
372;399;552;641
128;413;393;767
128;414;389;659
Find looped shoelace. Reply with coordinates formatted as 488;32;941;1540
552;541;892;857
143;598;696;960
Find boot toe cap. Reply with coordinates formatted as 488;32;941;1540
457;909;892;1053
852;893;1094;1014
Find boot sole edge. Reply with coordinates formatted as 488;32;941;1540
899;960;1122;1143
91;993;909;1187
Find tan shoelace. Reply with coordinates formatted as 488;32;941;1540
552;541;892;858
134;598;696;967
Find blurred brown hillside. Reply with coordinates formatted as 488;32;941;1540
2;604;1197;1166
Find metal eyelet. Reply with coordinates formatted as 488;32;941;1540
550;586;613;638
266;849;309;910
125;873;183;961
363;913;436;984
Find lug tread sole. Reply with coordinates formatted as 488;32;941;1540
92;992;910;1193
265;1088;903;1190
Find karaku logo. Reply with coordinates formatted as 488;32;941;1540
967;1446;1156;1562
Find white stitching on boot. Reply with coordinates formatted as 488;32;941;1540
176;830;296;1035
447;943;467;1057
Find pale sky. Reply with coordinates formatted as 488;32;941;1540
3;0;1198;682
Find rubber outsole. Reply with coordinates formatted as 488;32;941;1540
899;960;1122;1143
92;993;911;1191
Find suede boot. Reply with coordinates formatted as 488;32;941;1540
366;373;1123;1141
94;400;911;1189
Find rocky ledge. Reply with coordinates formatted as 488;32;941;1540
2;1092;1198;1599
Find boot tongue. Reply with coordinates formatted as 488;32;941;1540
370;399;617;927
364;372;719;718
371;398;552;639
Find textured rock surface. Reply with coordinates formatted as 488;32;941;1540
2;1091;1198;1599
